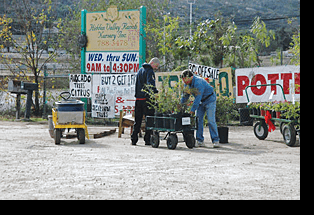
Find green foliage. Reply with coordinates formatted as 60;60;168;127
147;15;180;71
290;30;300;66
220;16;275;68
142;75;193;114
216;95;238;126
176;14;232;68
249;100;300;124
281;101;300;122
176;13;276;68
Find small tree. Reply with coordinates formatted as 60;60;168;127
176;12;234;68
220;16;275;68
147;15;180;71
0;0;62;116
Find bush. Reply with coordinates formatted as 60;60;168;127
216;96;238;126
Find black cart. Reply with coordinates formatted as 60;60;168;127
145;113;197;150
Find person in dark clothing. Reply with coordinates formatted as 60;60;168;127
131;58;160;145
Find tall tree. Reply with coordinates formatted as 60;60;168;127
176;12;235;68
220;16;275;68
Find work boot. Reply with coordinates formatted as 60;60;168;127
131;135;138;146
213;141;220;148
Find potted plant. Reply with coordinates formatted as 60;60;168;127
280;100;291;118
260;103;267;116
272;101;283;118
264;102;276;118
282;101;300;122
143;76;184;114
216;96;235;143
248;102;261;115
142;76;192;129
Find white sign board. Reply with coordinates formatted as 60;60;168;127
91;93;116;118
182;117;191;125
86;52;139;73
69;74;92;98
236;65;300;103
189;63;219;80
92;74;136;116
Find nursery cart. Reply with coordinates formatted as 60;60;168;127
245;84;300;147
145;114;197;150
48;92;89;145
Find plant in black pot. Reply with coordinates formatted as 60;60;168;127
216;96;236;143
142;76;187;128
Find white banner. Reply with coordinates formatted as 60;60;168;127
92;74;136;116
236;65;300;103
69;74;92;98
86;52;139;73
189;63;219;80
91;93;116;118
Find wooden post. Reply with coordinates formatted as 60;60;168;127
16;93;21;119
118;110;123;138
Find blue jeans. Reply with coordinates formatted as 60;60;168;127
196;101;220;143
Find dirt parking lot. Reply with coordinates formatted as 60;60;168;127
0;121;300;200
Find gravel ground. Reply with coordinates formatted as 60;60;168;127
0;121;300;200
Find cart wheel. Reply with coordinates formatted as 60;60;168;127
297;130;300;145
150;131;160;148
282;124;297;147
77;128;85;144
54;129;61;145
183;132;195;149
167;134;178;150
253;121;268;140
280;122;286;134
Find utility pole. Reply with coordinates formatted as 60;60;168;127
187;0;196;38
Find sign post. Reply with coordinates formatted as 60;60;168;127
80;9;88;112
139;6;146;66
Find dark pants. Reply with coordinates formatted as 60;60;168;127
131;100;155;144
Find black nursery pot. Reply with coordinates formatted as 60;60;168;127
218;126;229;143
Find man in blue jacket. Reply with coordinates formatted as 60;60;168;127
131;58;159;145
180;69;220;148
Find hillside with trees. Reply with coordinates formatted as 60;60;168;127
170;0;300;29
0;0;300;31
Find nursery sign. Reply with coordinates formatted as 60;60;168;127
81;5;147;74
86;6;140;52
80;6;146;118
69;74;92;98
85;6;141;74
236;65;300;103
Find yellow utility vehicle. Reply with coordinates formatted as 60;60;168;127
48;92;89;145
